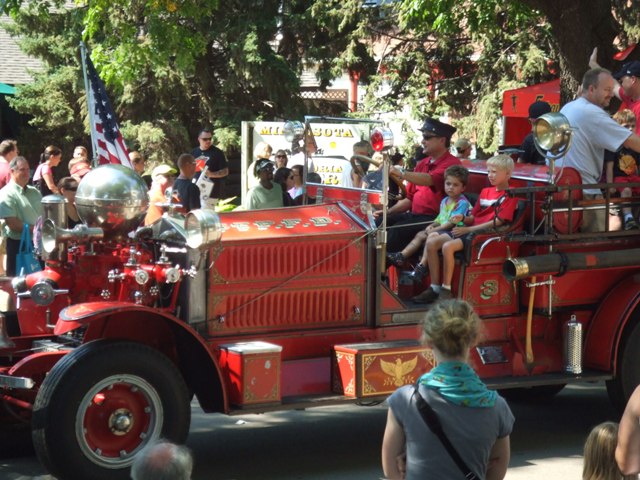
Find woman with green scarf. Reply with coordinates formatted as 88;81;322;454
382;300;514;479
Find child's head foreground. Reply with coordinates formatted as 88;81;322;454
421;299;480;359
583;422;627;480
486;154;514;189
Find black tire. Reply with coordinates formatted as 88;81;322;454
607;320;640;413
499;384;566;402
31;340;191;480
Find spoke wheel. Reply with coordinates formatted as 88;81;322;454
32;340;190;480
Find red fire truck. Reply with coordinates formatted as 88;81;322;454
0;116;639;479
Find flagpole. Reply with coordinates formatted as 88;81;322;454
80;42;98;168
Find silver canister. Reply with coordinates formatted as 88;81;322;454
563;314;582;374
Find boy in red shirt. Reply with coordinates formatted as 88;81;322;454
413;154;518;303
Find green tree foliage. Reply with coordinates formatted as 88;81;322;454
5;0;640;159
362;0;554;153
4;1;87;160
3;0;381;161
394;0;640;151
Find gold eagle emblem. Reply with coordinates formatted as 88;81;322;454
380;356;418;386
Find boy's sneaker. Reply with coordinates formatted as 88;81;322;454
408;263;428;283
386;252;405;267
625;218;639;230
438;288;454;300
412;287;439;304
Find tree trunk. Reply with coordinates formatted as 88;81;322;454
522;0;620;105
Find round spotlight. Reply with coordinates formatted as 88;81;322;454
533;113;572;159
185;209;223;249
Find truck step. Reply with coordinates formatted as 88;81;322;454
485;369;612;390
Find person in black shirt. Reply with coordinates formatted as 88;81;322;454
191;128;229;209
173;154;201;213
518;101;552;165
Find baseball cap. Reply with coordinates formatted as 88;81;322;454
152;164;178;177
528;101;552;119
419;118;457;139
614;60;640;80
255;158;275;174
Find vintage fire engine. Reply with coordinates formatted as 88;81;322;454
1;114;639;479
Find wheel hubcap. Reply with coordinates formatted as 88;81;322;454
76;374;164;469
109;408;134;436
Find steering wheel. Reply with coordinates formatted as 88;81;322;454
350;153;407;199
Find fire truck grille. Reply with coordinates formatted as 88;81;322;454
216;238;358;281
207;236;366;333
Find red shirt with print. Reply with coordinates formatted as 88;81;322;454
470;186;518;226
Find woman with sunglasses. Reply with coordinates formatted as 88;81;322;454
57;176;81;228
273;167;295;206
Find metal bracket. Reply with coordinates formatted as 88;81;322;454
474;236;502;264
525;279;555;287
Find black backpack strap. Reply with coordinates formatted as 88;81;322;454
413;384;479;480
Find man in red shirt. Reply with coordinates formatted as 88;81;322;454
383;118;461;252
590;49;640;135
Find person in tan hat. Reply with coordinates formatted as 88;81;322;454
144;164;178;225
454;138;472;158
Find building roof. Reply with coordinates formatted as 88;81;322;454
0;15;44;85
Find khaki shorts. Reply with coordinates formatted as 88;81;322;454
582;193;620;232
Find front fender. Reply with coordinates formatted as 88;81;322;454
55;301;227;413
584;275;640;372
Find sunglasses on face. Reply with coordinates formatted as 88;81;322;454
423;134;439;140
200;137;212;141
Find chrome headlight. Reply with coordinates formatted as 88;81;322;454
185;209;222;249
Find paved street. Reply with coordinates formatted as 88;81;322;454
0;381;620;479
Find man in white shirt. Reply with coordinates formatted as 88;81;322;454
558;67;640;232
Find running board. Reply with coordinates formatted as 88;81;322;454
485;370;612;390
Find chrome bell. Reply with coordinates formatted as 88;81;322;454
0;313;15;349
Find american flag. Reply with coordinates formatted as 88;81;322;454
84;54;132;168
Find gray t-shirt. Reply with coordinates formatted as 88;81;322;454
388;384;514;480
559;97;631;195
